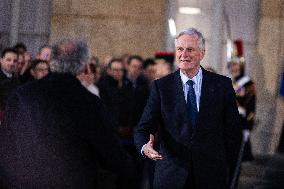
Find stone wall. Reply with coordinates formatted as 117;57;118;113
0;0;12;52
0;0;52;56
253;0;284;154
50;0;167;60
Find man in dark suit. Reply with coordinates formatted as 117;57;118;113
0;48;19;124
134;28;242;189
0;39;135;188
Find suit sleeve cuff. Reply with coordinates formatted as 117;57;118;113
141;144;147;157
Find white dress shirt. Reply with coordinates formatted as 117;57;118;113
180;67;203;111
1;69;13;78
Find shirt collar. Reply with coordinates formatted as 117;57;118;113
1;69;13;78
180;67;202;85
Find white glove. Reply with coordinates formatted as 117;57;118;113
238;106;246;117
242;129;250;142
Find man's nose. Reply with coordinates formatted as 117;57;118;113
181;50;189;58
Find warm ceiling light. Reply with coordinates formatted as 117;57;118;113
179;7;201;15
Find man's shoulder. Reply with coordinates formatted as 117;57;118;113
204;69;232;84
11;74;67;98
155;71;177;84
0;70;11;83
13;74;102;107
0;70;6;80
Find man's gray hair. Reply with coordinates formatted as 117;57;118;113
50;39;90;75
175;28;205;50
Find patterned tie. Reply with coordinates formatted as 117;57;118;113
187;80;198;128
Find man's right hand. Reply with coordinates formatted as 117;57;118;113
143;134;163;160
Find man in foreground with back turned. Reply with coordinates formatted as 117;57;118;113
0;39;135;189
134;28;242;189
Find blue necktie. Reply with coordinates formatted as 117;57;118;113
187;80;198;128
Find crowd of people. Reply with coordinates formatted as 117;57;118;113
0;28;256;189
0;41;175;124
0;38;178;188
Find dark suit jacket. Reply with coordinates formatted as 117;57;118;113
0;73;135;189
134;68;242;189
128;75;150;128
99;75;133;129
0;70;19;111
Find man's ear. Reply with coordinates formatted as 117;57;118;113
200;49;205;59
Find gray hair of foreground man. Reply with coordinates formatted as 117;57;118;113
175;28;205;50
50;39;90;75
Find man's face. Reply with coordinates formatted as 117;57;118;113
144;64;156;81
24;52;32;63
0;52;17;74
155;60;171;79
110;61;124;81
16;54;25;73
38;47;51;62
31;63;49;80
229;62;241;78
127;59;142;79
175;34;205;73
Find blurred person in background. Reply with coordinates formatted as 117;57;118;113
126;55;150;187
126;55;150;131
37;45;52;63
99;58;141;185
13;43;30;80
99;58;132;139
77;63;101;97
13;42;27;55
154;52;175;80
18;52;33;83
154;58;173;79
90;56;100;65
30;59;49;80
15;52;33;82
228;57;256;161
0;48;19;124
0;39;135;189
101;55;113;76
127;56;146;88
143;58;156;82
15;52;25;76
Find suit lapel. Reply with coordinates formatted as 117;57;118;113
194;68;215;134
173;70;187;114
171;70;193;146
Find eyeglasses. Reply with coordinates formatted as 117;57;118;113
111;68;124;72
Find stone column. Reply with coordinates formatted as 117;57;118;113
9;0;21;46
211;0;225;73
164;0;177;52
254;0;284;155
17;0;52;55
0;0;12;51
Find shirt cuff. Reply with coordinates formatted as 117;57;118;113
141;144;147;157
